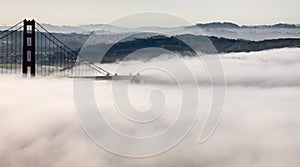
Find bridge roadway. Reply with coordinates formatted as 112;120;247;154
71;74;142;83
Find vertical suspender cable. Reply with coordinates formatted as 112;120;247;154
10;31;12;73
6;34;8;72
1;36;2;74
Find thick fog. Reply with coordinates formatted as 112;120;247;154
0;48;299;167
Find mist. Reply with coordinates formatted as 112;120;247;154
0;48;299;167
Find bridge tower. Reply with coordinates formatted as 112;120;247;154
22;19;36;77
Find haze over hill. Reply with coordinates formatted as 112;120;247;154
2;22;300;41
1;22;300;63
20;31;299;63
40;22;300;41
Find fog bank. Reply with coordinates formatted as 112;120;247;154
0;48;299;167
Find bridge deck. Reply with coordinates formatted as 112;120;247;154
71;75;141;82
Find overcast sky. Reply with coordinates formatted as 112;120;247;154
0;0;299;26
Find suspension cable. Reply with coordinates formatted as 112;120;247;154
35;22;112;75
0;20;23;38
35;28;112;75
36;28;111;76
0;27;23;40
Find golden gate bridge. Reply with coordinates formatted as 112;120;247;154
0;19;117;78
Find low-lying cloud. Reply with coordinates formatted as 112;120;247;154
0;48;299;167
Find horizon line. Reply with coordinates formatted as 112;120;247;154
0;19;299;28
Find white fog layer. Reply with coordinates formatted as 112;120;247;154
0;48;299;167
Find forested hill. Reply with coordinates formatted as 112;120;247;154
93;35;300;62
3;31;296;62
209;37;300;53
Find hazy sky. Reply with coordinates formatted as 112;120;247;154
0;0;299;26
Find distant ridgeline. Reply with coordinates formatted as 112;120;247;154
194;22;300;29
5;31;296;63
79;34;300;63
